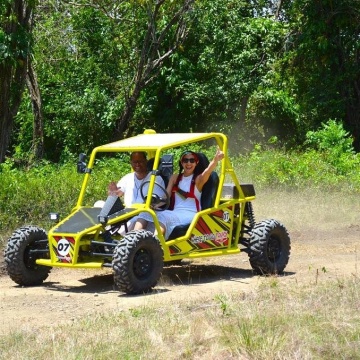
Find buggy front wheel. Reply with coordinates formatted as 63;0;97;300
5;225;51;286
112;230;164;294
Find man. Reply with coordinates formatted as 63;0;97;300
107;151;165;207
96;151;165;234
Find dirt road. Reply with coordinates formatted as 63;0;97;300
1;190;359;335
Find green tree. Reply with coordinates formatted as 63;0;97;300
34;4;125;161
13;0;195;161
0;0;36;163
112;0;195;139
284;0;360;150
138;0;287;151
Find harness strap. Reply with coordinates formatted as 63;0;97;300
169;174;201;211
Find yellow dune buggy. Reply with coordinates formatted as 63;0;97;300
4;130;291;294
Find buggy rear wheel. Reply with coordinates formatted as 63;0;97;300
4;225;51;286
112;230;163;294
249;219;290;275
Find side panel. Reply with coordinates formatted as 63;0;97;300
168;207;235;255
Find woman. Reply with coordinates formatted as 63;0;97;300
134;147;224;239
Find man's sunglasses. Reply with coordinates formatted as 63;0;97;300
182;158;196;163
131;160;146;164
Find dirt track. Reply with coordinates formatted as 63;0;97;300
1;190;359;335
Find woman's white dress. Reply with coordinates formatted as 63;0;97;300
138;174;201;239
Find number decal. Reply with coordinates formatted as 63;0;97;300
57;239;71;256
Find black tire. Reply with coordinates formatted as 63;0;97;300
112;230;163;294
4;225;51;286
249;219;290;275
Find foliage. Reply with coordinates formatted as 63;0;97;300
9;0;195;162
1;144;360;246
0;0;34;65
3;0;360;163
233;125;360;191
237;147;360;190
0;156;128;244
141;0;288;151
283;0;360;150
0;0;37;163
32;5;126;160
245;87;300;149
305;119;354;155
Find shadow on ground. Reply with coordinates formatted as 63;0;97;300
34;262;294;295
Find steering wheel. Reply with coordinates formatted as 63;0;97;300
140;181;170;211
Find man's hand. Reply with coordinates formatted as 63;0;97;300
108;181;119;196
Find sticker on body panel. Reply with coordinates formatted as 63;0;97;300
168;208;234;255
189;210;231;248
53;236;75;263
190;230;228;245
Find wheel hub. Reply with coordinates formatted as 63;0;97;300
133;249;152;278
267;236;281;261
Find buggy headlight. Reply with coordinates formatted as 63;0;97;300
49;212;60;222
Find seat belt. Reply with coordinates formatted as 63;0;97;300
169;174;200;211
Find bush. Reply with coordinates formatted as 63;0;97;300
2;142;360;247
305;119;354;154
233;146;360;191
232;119;360;191
0;157;129;244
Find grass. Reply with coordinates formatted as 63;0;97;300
0;277;359;359
253;187;360;232
1;149;360;359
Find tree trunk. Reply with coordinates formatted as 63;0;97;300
0;62;28;163
0;65;13;163
113;0;194;140
115;93;141;139
239;96;249;125
233;96;249;135
344;79;360;152
26;60;44;161
0;1;33;164
275;0;283;20
229;96;249;151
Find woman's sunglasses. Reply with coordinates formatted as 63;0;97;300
182;158;196;164
181;158;195;164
